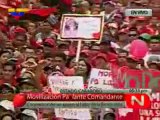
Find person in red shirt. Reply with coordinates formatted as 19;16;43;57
98;40;117;62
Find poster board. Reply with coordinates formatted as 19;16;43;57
113;66;160;92
55;108;91;120
48;76;90;120
60;14;104;41
48;76;84;93
88;68;114;90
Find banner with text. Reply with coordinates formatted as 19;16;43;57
112;65;160;92
55;108;91;120
88;68;114;90
48;76;84;93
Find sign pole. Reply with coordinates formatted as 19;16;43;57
75;40;82;63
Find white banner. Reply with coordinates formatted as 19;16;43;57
88;68;114;90
48;76;84;93
55;108;91;120
60;14;104;41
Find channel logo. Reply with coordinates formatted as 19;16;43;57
125;94;151;109
125;9;152;16
8;8;29;16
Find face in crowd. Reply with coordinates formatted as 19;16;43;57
2;63;16;82
0;51;12;64
13;34;27;48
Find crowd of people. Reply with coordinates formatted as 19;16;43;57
0;0;160;120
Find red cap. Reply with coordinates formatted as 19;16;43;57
14;27;26;33
138;27;155;35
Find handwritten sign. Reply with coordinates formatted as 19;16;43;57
55;108;91;120
139;93;160;120
88;68;114;90
117;69;160;92
60;14;104;41
48;76;84;93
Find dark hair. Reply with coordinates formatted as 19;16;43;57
80;52;88;58
103;113;115;120
129;27;137;31
58;44;68;49
4;47;15;53
3;61;16;70
66;56;76;68
0;50;11;57
79;58;91;77
117;49;129;55
53;52;66;61
44;52;54;59
151;35;160;40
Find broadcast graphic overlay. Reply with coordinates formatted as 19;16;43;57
11;89;151;109
8;8;29;16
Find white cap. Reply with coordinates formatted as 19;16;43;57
104;108;115;114
22;109;38;120
0;100;15;112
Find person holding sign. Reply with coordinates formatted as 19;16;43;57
92;54;111;70
74;58;91;88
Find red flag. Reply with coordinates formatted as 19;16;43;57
27;8;57;17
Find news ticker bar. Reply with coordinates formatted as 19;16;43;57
21;92;151;109
59;89;151;93
22;101;125;108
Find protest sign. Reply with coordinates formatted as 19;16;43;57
55;108;91;120
88;68;114;90
60;14;104;41
48;76;84;93
116;67;160;92
49;76;87;119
